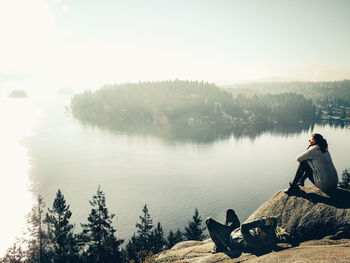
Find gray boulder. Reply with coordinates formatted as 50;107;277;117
246;186;350;242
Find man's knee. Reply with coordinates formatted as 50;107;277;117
206;217;219;232
205;217;212;226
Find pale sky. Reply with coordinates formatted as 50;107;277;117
0;0;350;91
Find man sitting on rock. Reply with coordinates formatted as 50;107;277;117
206;209;277;256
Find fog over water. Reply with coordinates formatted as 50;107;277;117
0;98;39;255
1;94;349;256
1;0;350;260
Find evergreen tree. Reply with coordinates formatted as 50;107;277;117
45;189;77;263
1;240;24;263
135;204;153;251
175;229;184;245
340;169;350;189
125;234;142;263
25;195;48;263
81;186;123;263
166;230;176;249
126;204;154;263
0;195;48;263
150;222;166;253
184;208;206;241
166;229;183;249
341;107;347;119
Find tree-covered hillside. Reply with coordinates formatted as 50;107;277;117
225;79;350;106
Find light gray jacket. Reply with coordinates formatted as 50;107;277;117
296;145;338;192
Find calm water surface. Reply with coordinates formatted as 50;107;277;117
1;95;350;255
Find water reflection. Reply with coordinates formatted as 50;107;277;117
75;118;347;144
0;98;39;256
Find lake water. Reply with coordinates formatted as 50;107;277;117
1;95;350;256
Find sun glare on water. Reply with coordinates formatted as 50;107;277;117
0;98;40;257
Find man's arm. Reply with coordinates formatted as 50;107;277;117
241;217;276;232
240;217;277;250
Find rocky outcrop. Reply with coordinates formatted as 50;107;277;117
155;238;350;263
247;186;350;242
155;186;350;263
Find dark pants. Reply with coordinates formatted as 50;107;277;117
205;217;240;252
292;160;314;186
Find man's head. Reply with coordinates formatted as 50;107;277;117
258;216;277;234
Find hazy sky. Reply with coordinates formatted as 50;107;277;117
1;0;350;90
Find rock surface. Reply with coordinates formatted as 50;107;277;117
155;238;350;263
247;186;350;242
155;186;350;263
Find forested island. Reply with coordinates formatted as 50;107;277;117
8;90;28;98
70;80;350;141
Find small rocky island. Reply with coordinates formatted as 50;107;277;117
156;186;350;263
8;90;28;98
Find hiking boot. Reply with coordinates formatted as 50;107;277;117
225;209;240;229
225;248;242;258
284;182;300;196
211;244;228;253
